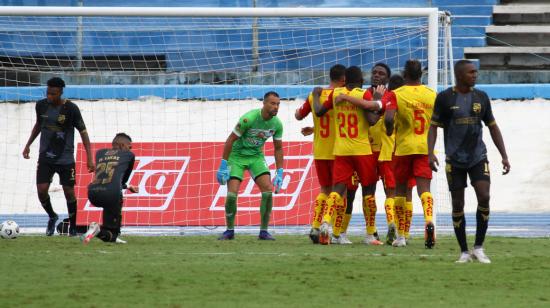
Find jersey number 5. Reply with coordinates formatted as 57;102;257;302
337;113;358;138
92;162;118;185
414;110;426;135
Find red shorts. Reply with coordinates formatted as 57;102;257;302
394;154;432;184
333;155;377;187
378;160;396;189
314;159;334;187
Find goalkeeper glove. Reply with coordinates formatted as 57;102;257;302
273;168;284;193
216;159;230;185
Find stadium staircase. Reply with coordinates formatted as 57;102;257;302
464;0;550;83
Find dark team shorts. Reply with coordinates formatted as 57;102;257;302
445;159;491;191
333;155;377;187
36;162;76;186
314;159;334;187
393;154;432;184
87;189;123;229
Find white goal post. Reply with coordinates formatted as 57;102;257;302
0;6;451;235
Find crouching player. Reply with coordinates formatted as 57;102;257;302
82;133;138;244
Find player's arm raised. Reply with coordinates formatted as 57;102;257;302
295;97;311;121
312;87;329;117
335;85;385;112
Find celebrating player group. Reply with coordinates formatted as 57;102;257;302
293;59;510;262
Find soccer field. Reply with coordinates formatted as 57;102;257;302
2;235;549;307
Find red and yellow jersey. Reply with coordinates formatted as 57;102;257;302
385;85;436;156
297;89;335;160
323;87;373;156
369;118;395;161
369;90;395;161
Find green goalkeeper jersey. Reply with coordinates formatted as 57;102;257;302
231;109;283;157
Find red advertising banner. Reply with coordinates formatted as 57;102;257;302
75;142;318;226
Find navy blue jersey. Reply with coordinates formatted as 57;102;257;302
35;99;86;165
88;149;135;196
431;87;495;168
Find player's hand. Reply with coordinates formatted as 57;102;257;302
301;126;314;136
87;158;95;173
273;168;284;193
22;146;30;159
502;158;510;175
312;87;323;97
128;185;139;193
429;153;439;172
373;85;386;100
216;159;230;185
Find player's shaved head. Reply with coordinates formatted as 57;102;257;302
263;91;279;101
345;66;363;88
454;59;474;77
112;133;132;150
403;59;423;82
329;64;346;82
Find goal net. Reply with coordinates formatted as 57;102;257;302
0;7;452;235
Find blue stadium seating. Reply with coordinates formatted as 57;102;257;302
0;0;497;72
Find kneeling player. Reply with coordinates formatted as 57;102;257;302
82;133;138;244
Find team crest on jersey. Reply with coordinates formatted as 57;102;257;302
57;114;66;124
472;102;481;114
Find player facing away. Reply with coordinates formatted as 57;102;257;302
428;60;510;263
216;91;284;241
22;77;94;236
384;59;437;248
337;63;393;246
295;64;346;244
82;133;138;244
312;66;383;245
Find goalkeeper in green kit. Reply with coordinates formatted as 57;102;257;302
216;91;284;240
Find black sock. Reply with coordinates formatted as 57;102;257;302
41;198;57;218
475;204;490;247
452;210;468;252
67;200;77;230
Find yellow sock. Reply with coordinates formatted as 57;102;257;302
362;195;377;235
312;193;327;229
340;213;352;234
394;197;406;237
420;192;434;224
332;195;346;237
323;192;342;225
384;198;395;226
404;201;413;239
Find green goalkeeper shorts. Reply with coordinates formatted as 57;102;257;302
228;153;270;181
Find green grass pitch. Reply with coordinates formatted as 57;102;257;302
2;235;549;307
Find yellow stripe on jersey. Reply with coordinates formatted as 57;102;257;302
308;89;335;160
331;87;373;156
369;117;395;161
394;85;436;156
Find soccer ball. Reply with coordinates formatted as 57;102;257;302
0;220;20;239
